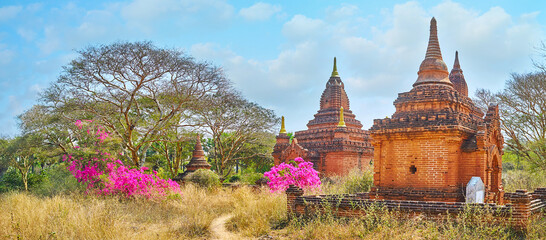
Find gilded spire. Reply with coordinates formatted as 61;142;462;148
331;57;339;77
413;17;452;87
337;107;346;127
449;51;468;96
279;116;287;134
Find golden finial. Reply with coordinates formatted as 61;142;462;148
279;116;287;134
337;107;346;127
331;57;339;77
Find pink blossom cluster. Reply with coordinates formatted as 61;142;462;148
65;120;181;200
264;157;321;192
64;155;102;189
101;160;180;198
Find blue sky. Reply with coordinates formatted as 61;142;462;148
1;0;545;136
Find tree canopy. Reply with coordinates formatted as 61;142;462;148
475;71;546;171
42;42;229;167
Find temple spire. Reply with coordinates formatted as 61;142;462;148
425;17;442;60
453;51;460;69
279;116;287;134
413;17;452;87
337;107;346;127
449;51;468;96
331;57;339;77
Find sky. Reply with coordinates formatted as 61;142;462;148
1;0;545;137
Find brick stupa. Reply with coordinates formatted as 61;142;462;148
273;58;374;176
369;18;504;203
173;135;211;181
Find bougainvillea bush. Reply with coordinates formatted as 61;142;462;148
65;120;181;200
264;157;321;192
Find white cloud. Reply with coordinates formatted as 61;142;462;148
188;1;543;132
0;5;22;21
282;15;327;42
239;2;281;21
327;4;359;19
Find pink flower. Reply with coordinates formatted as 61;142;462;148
64;120;182;200
264;157;321;192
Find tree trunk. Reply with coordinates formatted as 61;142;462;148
18;168;28;191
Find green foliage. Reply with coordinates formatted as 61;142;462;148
241;172;265;185
0;167;24;192
228;175;241;183
187;169;220;189
0;167;47;193
30;163;82;196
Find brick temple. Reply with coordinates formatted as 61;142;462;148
284;18;544;231
369;18;504;204
273;58;374;176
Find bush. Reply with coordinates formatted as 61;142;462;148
0;167;23;192
228;175;241;183
30;163;82;196
0;167;48;193
241;172;264;185
187;169;220;189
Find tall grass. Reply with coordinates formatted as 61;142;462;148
321;168;374;195
503;169;546;192
1;168;545;240
0;184;234;239
226;186;286;237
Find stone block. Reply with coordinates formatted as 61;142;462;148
466;177;484;203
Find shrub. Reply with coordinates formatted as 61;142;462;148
30;163;82;196
0;167;23;192
63;120;181;200
0;167;48;193
187;169;220;189
228;175;241;183
264;157;321;192
241;172;264;185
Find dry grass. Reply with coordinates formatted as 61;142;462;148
1;173;545;240
503;169;546;192
0;184;234;240
321;168;374;195
272;206;545;240
226;186;286;237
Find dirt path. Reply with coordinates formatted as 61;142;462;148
210;214;244;240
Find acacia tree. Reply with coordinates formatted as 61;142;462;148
194;90;279;177
18;105;74;157
475;72;546;171
43;42;227;167
149;126;195;178
1;135;42;191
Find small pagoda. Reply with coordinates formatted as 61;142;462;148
173;136;211;181
273;58;374;176
369;18;504;203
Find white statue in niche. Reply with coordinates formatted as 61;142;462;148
466;177;485;203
